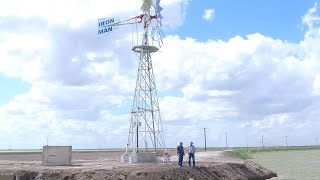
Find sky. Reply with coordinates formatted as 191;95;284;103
1;0;320;149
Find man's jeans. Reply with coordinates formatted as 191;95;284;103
178;154;184;167
188;153;195;167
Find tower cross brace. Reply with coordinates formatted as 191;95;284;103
125;45;166;155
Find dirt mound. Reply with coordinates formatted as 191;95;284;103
0;151;276;180
11;161;276;180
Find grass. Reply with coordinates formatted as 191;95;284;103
230;146;320;160
229;148;253;159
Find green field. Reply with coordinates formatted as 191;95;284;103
231;146;320;159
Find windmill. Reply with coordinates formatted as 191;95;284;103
98;0;168;163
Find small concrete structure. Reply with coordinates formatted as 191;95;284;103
0;175;15;180
121;152;157;163
42;146;72;166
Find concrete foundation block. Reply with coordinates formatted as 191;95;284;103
42;146;72;166
121;152;157;163
0;175;15;180
157;154;171;162
121;154;130;163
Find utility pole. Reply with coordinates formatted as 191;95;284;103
203;128;207;152
225;132;228;149
261;135;264;148
316;138;318;146
245;121;248;149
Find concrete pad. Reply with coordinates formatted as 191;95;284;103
121;152;158;163
157;154;171;162
121;154;130;163
42;146;72;166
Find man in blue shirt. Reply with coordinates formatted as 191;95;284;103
177;142;184;167
187;141;196;167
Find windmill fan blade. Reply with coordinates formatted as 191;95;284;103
157;29;163;47
155;0;160;6
141;0;153;12
157;13;163;19
157;6;163;13
151;28;155;40
158;28;164;41
153;0;162;14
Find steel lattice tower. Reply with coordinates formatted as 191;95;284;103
126;44;166;154
97;0;166;161
95;0;167;158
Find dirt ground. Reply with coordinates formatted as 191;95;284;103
0;150;277;180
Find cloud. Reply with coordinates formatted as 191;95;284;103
0;0;190;149
0;0;141;26
202;8;215;21
157;33;314;119
154;4;320;147
313;74;320;94
1;2;320;148
302;3;320;30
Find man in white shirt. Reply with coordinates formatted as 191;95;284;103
187;141;196;167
